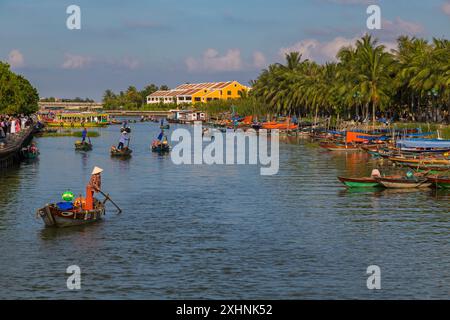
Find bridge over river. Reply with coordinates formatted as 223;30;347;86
105;110;171;117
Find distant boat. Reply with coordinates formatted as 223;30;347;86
75;141;93;151
320;142;360;152
110;146;132;157
151;142;170;153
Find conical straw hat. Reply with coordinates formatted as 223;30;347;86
92;166;103;175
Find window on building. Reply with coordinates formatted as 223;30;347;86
207;98;212;101
195;97;201;102
186;97;192;101
179;97;184;101
227;91;232;95
213;98;219;100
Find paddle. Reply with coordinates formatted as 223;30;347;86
98;190;122;214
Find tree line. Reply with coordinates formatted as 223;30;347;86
102;84;169;110
250;34;449;124
0;62;39;114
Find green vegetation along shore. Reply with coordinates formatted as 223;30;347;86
0;62;39;114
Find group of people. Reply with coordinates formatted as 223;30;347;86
0;114;33;139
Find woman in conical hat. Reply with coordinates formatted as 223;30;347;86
85;166;103;210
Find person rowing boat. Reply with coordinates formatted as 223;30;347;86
85;166;102;210
117;129;130;150
151;129;170;152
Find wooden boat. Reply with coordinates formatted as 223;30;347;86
74;141;93;151
388;156;450;166
320;143;360;152
338;176;382;188
261;121;297;130
151;143;170;153
427;176;450;189
110;146;132;157
374;177;432;189
21;148;39;159
405;164;450;171
36;200;105;228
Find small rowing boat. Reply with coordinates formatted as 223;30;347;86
152;143;170;153
36;200;105;228
110;146;132;157
75;141;93;151
338;176;382;188
320;143;360;152
427;176;450;189
374;177;431;189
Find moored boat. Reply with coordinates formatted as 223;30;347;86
374;177;431;189
338;176;382;188
320;142;360;151
427;176;450;189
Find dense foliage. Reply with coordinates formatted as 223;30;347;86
102;84;169;109
0;61;39;114
250;35;450;123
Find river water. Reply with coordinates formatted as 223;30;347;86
0;120;449;299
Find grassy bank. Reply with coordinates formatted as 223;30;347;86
37;130;100;138
393;123;450;139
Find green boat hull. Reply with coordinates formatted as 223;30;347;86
342;181;381;188
435;182;450;189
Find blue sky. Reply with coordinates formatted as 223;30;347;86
1;0;449;100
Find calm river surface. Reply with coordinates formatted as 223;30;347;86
0;120;449;299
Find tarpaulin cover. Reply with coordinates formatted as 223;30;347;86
396;139;450;148
57;202;74;210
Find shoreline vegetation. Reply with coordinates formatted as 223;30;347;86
36;129;100;138
0;62;39;115
100;35;449;127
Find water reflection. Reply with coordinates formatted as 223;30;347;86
0;121;449;299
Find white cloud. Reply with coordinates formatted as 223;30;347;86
62;53;92;69
186;48;243;72
382;18;424;36
279;36;398;62
324;0;374;4
252;51;267;69
280;37;358;62
62;54;139;70
116;56;140;70
443;1;450;16
8;49;25;68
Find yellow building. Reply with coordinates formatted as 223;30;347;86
147;81;249;105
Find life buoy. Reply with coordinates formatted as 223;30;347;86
60;211;74;217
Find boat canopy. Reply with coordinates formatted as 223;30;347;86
396;139;450;149
401;132;435;137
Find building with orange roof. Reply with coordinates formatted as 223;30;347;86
146;81;249;105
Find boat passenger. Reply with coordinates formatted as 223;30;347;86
370;169;381;177
85;166;103;210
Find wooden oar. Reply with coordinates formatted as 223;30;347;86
98;190;122;214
